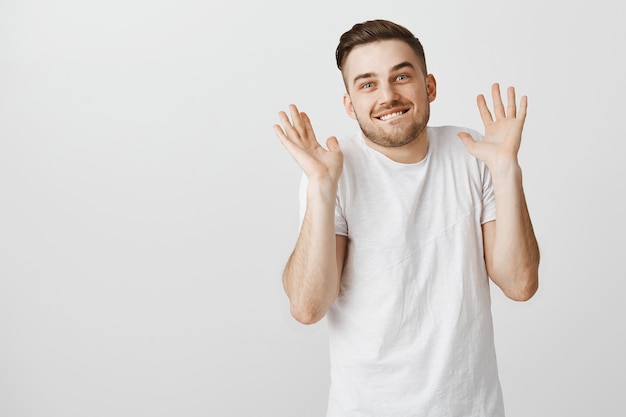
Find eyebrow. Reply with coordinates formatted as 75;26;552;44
352;61;416;86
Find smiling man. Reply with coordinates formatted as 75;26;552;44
274;19;540;417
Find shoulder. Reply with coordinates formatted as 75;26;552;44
427;125;487;172
336;132;365;153
336;133;370;167
429;125;483;146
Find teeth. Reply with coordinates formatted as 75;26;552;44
379;111;404;121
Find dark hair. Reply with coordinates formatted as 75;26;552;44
335;19;427;75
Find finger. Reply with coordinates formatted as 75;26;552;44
273;123;292;146
274;123;310;162
288;104;306;137
300;112;317;142
457;131;478;153
326;136;340;152
506;86;517;119
491;83;506;119
476;94;493;124
517;95;528;121
278;110;302;143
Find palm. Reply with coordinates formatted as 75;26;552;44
458;84;527;168
274;105;343;183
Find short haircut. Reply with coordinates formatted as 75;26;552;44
335;19;427;76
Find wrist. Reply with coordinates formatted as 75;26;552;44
487;155;521;176
489;159;523;193
306;177;338;204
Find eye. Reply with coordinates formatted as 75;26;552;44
361;82;374;89
396;74;409;81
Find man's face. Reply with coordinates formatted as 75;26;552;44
342;39;436;148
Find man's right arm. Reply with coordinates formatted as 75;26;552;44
274;105;346;324
283;178;347;324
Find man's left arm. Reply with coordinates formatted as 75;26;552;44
458;83;540;301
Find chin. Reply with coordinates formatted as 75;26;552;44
361;124;425;148
357;107;429;149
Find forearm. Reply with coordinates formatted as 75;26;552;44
488;160;540;300
283;179;341;324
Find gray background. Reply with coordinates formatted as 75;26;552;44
1;0;624;416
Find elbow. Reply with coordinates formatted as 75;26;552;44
283;276;339;325
505;283;538;302
290;303;326;325
503;270;539;302
288;291;336;325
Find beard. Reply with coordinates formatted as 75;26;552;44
355;100;430;148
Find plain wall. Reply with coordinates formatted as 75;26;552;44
1;1;624;416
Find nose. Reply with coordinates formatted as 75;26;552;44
378;82;399;105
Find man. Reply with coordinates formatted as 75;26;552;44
273;19;540;417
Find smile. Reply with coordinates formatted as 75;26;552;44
377;109;408;121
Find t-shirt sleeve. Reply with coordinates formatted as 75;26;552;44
462;127;496;225
298;173;348;236
334;193;348;237
297;173;307;227
480;162;496;224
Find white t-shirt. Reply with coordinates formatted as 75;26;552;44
299;126;504;417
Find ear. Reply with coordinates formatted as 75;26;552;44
426;74;437;103
343;93;357;120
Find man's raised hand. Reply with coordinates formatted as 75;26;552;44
274;104;343;185
458;83;527;169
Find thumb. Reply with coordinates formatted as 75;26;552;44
457;131;477;152
326;136;340;152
